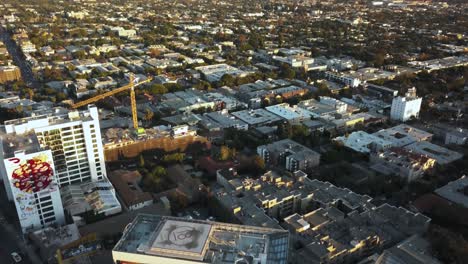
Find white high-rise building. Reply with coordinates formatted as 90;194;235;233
390;87;422;122
2;106;107;190
0;134;65;232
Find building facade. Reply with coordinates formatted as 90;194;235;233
0;143;65;232
0;65;21;83
257;139;320;171
4;106;107;187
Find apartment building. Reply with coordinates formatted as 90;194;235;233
0;65;21;83
0;133;65;232
390;87;422;121
3;106;106;187
257;139;320;172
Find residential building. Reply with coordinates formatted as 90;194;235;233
297;99;338;119
319;96;348;114
390;87;422;121
112;214;290;264
334;131;393;154
404;141;463;165
0;65;21;83
325;71;361;87
0;133;65;232
109;170;153;211
60;178;121;216
195;63;247;82
200;110;248;131
365;235;442;264
3;106;107;186
370;148;436;182
445;128;468;145
265;103;312;124
257;139;320;171
272;55;314;68
231;109;283;127
435;176;468;208
373;124;433;147
213;169;430;264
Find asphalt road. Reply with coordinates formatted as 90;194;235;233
0;183;41;264
0;214;33;264
0;26;40;89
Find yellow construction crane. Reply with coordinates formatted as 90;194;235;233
72;74;153;130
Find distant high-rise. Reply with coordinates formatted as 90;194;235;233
390;87;422;122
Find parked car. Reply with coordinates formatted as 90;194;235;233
11;252;22;263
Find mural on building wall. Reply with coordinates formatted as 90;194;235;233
5;151;56;221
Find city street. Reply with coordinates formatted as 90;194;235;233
0;26;40;89
0;213;34;264
0;184;42;264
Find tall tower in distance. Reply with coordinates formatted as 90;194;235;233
390;87;422;122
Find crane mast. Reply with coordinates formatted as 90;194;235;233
71;74;153;130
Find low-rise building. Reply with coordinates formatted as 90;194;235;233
109;170;153;211
112;214;290;264
0;65;21;83
61;179;122;217
334;131;393;154
195;63;247;82
257;139;320;171
404;141;463;165
325;71;361;87
231;109;283;127
435;176;468;208
319;96;348;114
370;148;436;182
200;110;248;131
265;103;312;124
373;124;433;147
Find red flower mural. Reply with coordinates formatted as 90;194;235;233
11;158;53;193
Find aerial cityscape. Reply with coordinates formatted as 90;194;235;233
0;0;467;263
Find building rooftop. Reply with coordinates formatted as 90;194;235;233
109;170;153;209
297;99;337;118
404;141;463;165
334;131;392;153
373;124;433;147
231;109;282;126
265;103;312;122
0;129;42;157
113;214;289;263
61;179;122;216
435;176;468;208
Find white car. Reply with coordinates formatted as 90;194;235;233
11;252;22;263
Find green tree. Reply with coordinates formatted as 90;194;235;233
253;155;266;172
218;74;235;87
148;84;168;95
279;63;295;79
144;108;154;122
219;146;231;161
